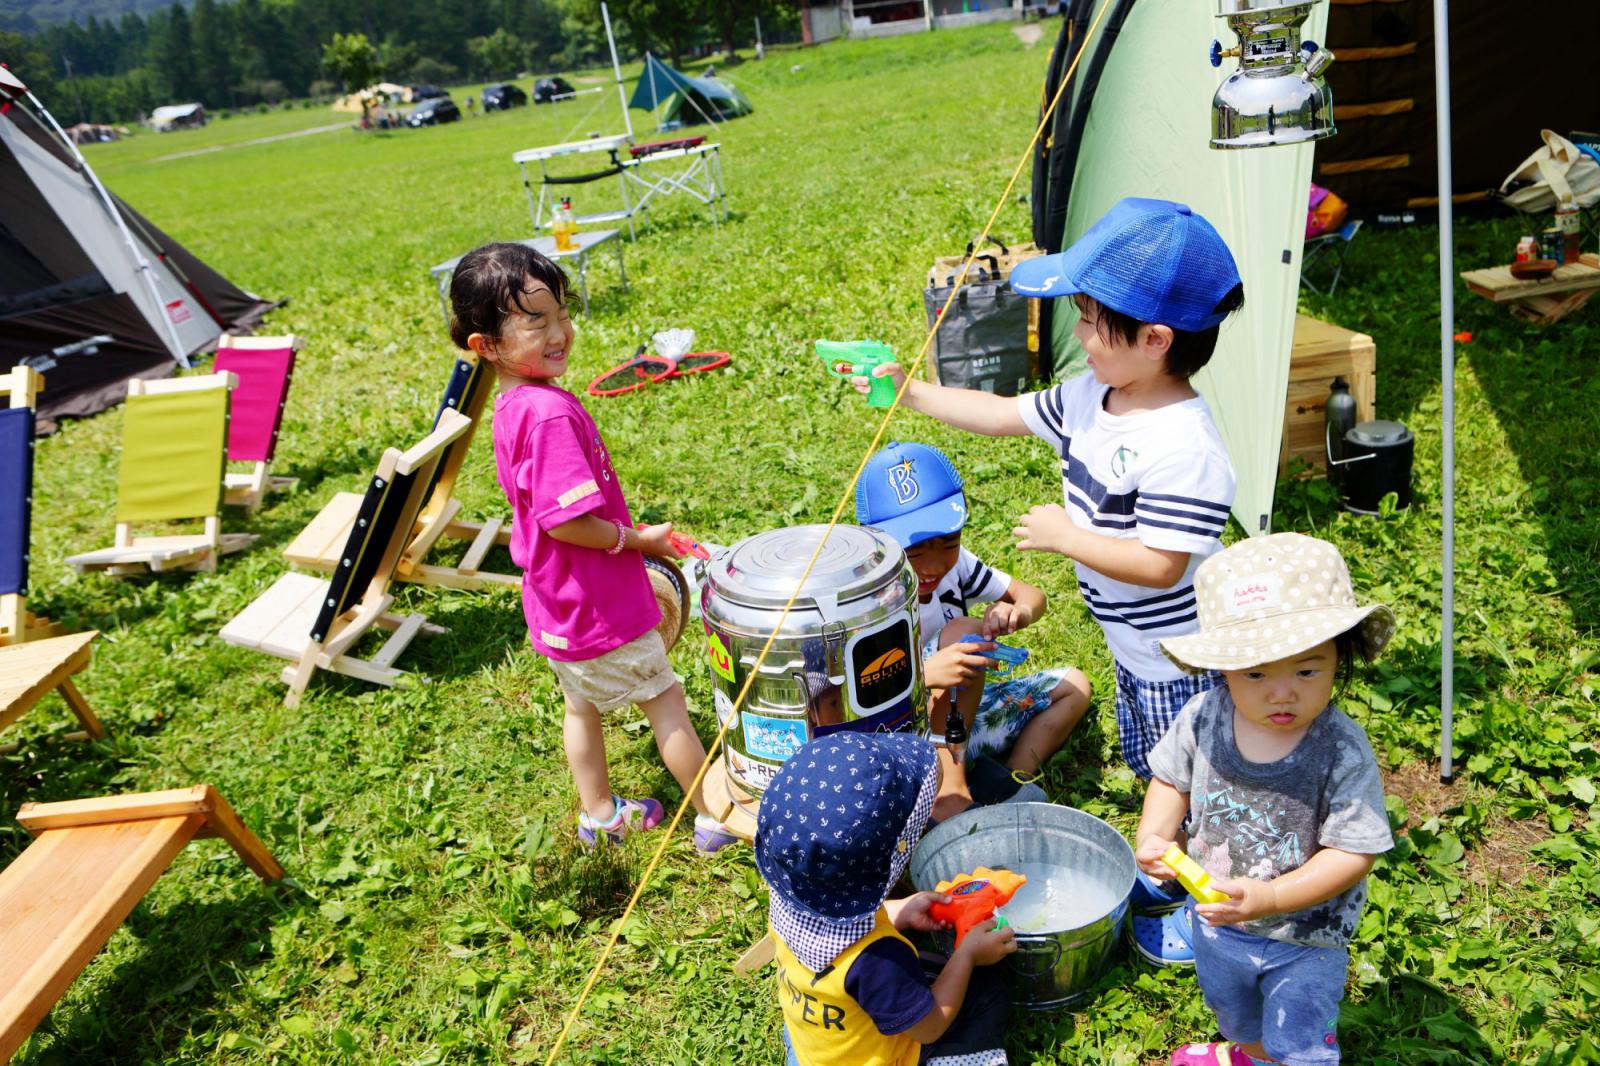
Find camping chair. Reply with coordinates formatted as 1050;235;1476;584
213;333;299;512
221;409;469;707
0;366;106;747
1;365;63;645
0;785;283;1060
63;373;257;575
282;353;517;592
1300;219;1363;295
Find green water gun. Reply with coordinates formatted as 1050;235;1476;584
816;340;897;408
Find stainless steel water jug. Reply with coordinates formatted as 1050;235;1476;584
702;524;926;795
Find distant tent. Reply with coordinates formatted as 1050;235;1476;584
150;102;206;131
628;54;752;128
1033;0;1326;537
0;71;275;431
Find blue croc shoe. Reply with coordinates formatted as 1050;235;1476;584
1129;867;1188;915
1129;904;1196;968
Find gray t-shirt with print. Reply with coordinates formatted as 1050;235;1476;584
1147;686;1393;947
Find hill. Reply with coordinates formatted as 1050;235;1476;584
1;0;177;33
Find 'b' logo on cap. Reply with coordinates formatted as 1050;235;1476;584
887;459;919;505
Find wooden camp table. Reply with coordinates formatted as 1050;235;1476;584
1461;253;1600;325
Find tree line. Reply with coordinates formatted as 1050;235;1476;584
4;0;798;124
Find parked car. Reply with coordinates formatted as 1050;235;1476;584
482;83;528;110
410;84;448;101
533;77;576;104
406;98;461;127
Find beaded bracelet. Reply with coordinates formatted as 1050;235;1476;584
605;520;627;555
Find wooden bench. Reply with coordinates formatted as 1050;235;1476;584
1461;253;1600;325
0;785;283;1060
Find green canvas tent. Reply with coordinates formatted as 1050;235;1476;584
1033;0;1328;538
628;54;752;128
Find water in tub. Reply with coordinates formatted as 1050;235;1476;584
996;863;1113;932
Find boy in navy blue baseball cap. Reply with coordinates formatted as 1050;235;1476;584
858;441;1092;820
755;732;1016;1066
851;200;1243;965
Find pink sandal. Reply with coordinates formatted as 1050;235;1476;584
1170;1043;1261;1066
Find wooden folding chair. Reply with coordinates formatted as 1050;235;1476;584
64;374;257;575
283;352;517;591
0;785;283;1061
221;409;470;707
213;334;300;512
0;366;105;748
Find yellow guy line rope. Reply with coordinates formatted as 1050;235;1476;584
544;3;1115;1059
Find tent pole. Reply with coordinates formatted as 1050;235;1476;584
1434;0;1455;784
602;3;634;141
25;89;190;366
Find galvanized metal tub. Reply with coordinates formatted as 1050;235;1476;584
702;524;926;795
910;803;1135;1010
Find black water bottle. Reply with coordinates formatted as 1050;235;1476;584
1324;376;1356;483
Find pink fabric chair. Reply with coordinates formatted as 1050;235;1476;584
213;334;299;511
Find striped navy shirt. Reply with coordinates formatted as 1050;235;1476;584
1018;373;1235;680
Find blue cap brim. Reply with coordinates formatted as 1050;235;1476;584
867;494;966;549
1010;252;1084;298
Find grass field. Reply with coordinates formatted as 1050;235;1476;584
8;20;1600;1064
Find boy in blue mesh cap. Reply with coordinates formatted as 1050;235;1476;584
853;199;1244;964
857;441;1092;820
756;732;1016;1066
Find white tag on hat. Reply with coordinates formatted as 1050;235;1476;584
1224;575;1282;616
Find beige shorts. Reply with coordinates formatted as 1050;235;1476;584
548;629;679;713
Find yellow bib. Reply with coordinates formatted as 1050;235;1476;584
772;909;921;1066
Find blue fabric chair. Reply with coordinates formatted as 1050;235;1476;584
1300;219;1363;295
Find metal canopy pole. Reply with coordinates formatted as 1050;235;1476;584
602;3;634;141
1434;0;1456;783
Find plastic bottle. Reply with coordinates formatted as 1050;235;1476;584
552;198;577;252
1324;375;1356;483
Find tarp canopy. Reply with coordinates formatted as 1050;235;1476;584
0;74;274;431
1034;0;1327;538
628;54;752;126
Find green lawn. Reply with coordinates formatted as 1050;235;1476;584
10;20;1599;1065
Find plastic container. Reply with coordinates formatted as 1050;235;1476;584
552;198;577;252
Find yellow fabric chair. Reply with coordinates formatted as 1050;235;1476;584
65;374;256;575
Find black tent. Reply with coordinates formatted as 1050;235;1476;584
0;72;276;431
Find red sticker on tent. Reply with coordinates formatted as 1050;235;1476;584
165;299;192;325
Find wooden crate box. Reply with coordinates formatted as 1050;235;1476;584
1280;314;1376;478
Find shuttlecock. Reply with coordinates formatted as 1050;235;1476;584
653;328;696;360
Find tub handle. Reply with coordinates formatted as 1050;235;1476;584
1008;935;1063;979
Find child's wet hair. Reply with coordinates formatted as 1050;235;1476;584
1331;624;1369;698
447;242;570;350
1076;283;1246;380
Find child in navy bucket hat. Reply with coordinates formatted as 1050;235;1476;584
851;200;1244;966
857;442;1091;819
756;733;1016;1066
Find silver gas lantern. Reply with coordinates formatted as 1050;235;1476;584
1210;0;1336;149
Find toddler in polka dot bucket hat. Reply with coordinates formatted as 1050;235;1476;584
1131;534;1397;1066
1159;531;1395;675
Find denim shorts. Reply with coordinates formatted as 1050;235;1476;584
1190;905;1347;1065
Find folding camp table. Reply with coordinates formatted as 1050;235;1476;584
429;233;627;321
513;134;641;241
621;141;726;230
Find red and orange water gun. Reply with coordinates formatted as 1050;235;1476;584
929;867;1027;946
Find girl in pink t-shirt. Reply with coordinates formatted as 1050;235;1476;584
450;242;736;854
